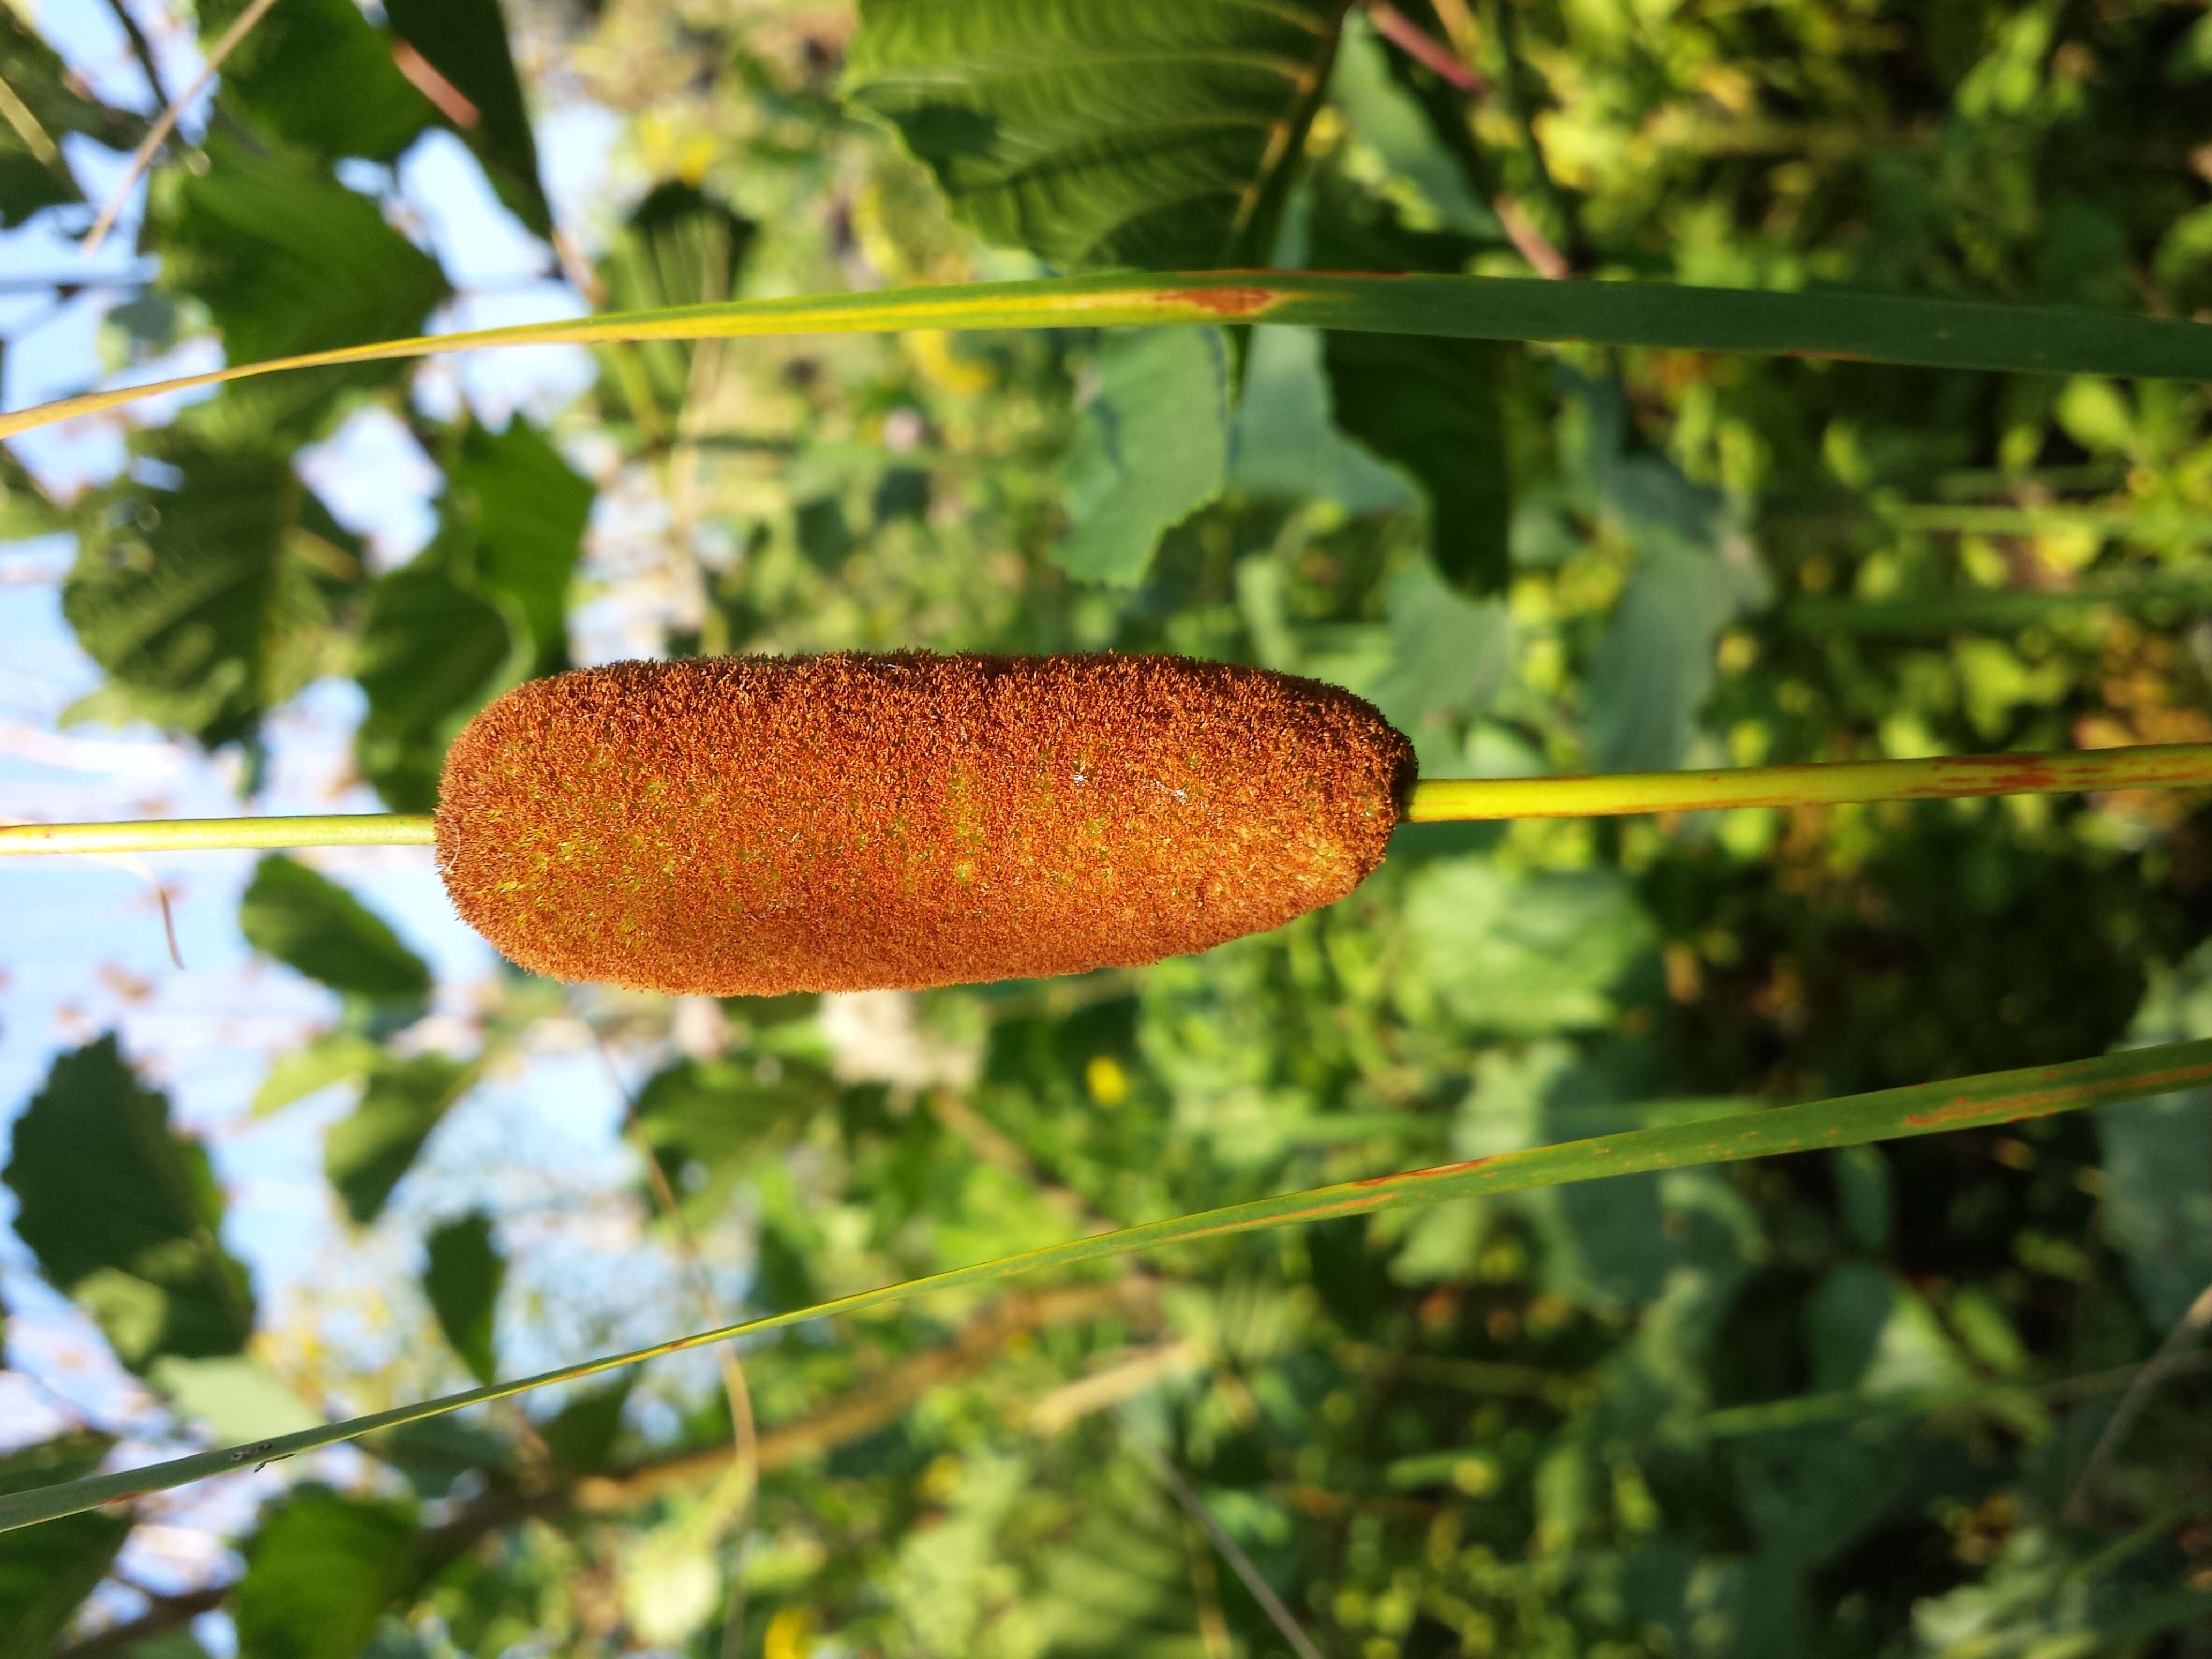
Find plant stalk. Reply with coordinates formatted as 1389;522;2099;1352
4;744;2207;857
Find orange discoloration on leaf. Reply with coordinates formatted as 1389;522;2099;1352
1162;286;1281;318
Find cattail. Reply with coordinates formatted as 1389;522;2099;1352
435;652;1415;996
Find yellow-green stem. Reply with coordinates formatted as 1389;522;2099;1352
0;814;438;856
3;744;2208;857
1403;743;2212;822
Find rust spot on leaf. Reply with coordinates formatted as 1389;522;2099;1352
1164;286;1280;318
1353;1154;1499;1189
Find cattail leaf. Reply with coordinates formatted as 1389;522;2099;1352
6;1038;2210;1534
9;273;2212;445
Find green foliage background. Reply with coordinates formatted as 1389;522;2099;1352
5;0;2212;1654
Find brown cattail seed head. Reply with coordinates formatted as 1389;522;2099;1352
434;652;1414;996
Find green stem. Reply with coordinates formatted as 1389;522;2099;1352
5;745;2207;856
0;816;437;856
1404;743;2212;822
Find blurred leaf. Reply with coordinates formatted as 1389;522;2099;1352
326;1055;477;1225
382;0;554;236
446;417;592;677
1057;327;1229;586
1032;1458;1208;1657
252;1034;384;1117
1399;857;1656;1035
845;0;1349;269
1310;171;1510;594
353;561;513;813
1327;12;1498;240
1806;1264;1972;1396
63;434;363;748
1226;324;1414;512
1586;542;1758;772
149;1356;323;1444
240;855;433;1003
200;0;437;163
233;1487;421;1659
3;1036;255;1371
1365;561;1512;767
0;447;63;541
0;12;140;225
2103;938;2212;1324
595;181;757;429
0;1434;128;1659
150;134;449;426
424;1212;503;1386
635;1056;838;1223
540;1375;635;1474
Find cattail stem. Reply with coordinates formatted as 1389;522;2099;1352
3;744;2209;858
1403;743;2212;823
0;815;438;856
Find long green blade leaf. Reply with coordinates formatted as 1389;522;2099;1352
7;271;2209;442
4;1036;2207;1533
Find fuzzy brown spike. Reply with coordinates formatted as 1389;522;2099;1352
434;652;1415;996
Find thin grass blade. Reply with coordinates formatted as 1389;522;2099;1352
4;1038;2208;1533
5;272;2210;442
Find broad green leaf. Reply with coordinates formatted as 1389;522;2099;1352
2102;939;2212;1324
1805;1264;1973;1397
240;855;434;1003
252;1034;385;1117
1398;857;1656;1035
1225;324;1412;512
634;1055;839;1224
0;13;140;225
0;447;63;542
14;272;2212;445
63;434;362;748
1585;542;1756;772
1057;327;1230;586
353;561;513;813
0;1434;128;1659
845;0;1351;269
1312;171;1511;593
200;0;437;164
1364;561;1513;769
11;1037;2209;1531
150;133;449;429
3;1036;256;1371
1326;12;1497;240
326;1055;477;1225
539;1375;636;1475
148;1355;324;1444
232;1488;421;1659
424;1212;503;1386
446;417;592;677
383;0;554;236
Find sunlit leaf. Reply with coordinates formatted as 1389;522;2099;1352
352;561;513;813
232;1488;422;1659
634;1055;839;1224
63;433;363;748
424;1212;503;1386
845;0;1350;269
0;1435;128;1659
445;417;592;677
200;0;438;164
383;0;554;236
325;1055;477;1226
240;855;434;1004
1056;327;1230;585
3;1037;255;1372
